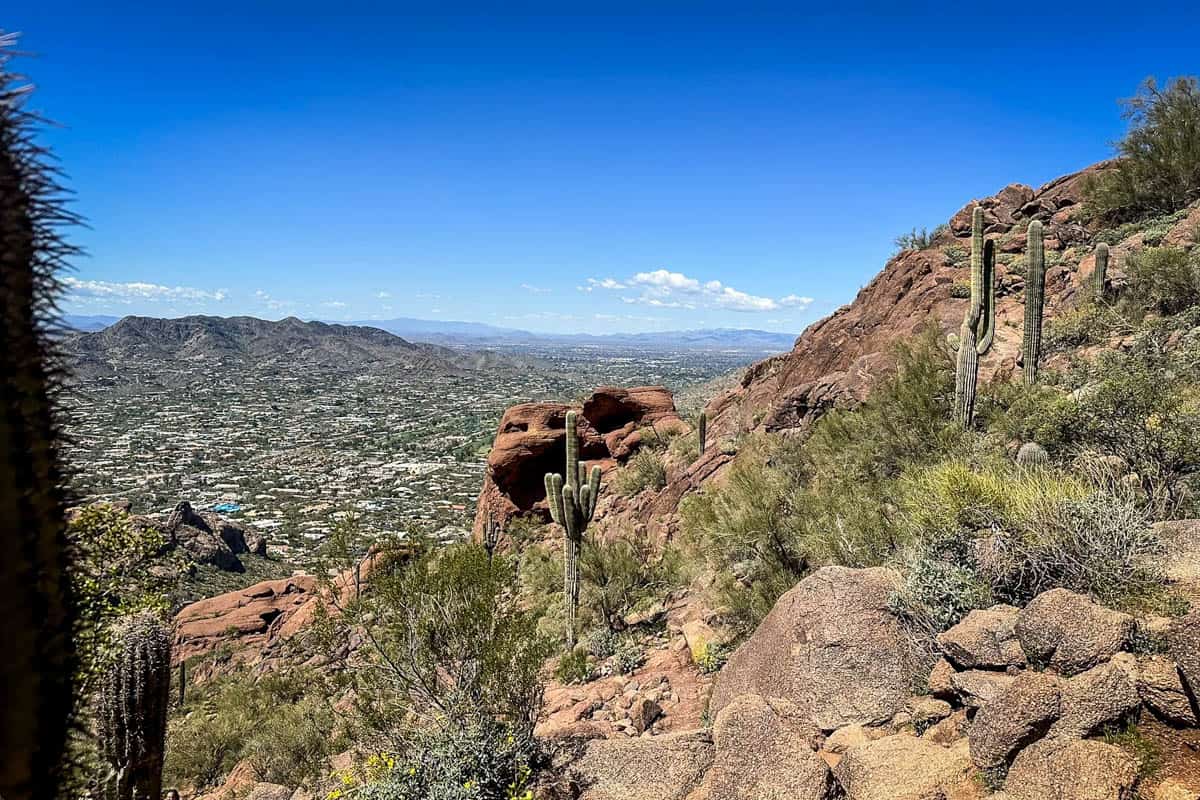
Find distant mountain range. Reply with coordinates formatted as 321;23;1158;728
353;318;799;351
62;315;535;377
62;314;798;353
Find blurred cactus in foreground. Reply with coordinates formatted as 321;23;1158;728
0;32;81;800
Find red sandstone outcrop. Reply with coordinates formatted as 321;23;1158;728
472;385;686;539
705;163;1115;437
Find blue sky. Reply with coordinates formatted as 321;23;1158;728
8;2;1200;334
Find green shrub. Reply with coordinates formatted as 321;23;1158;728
694;642;729;674
318;539;553;750
611;638;645;675
584;628;620;659
1043;303;1137;351
552;649;594;685
164;669;343;790
667;428;700;463
355;715;543;800
894;225;947;254
1084;76;1200;222
1125;246;1200;314
612;449;667;496
891;460;1168;633
578;533;676;632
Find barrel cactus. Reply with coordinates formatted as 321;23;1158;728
97;613;172;800
1094;242;1109;298
0;32;81;800
1022;220;1046;385
949;207;996;426
1016;442;1049;467
544;410;601;647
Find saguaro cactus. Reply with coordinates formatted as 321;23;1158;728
698;411;708;455
1094;242;1109;298
0;33;81;800
482;517;502;562
544;410;601;647
98;613;172;800
949;207;996;426
1022;220;1046;385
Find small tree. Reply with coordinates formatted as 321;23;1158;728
1085;76;1200;222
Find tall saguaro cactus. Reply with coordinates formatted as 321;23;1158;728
1094;242;1109;298
98;613;172;800
949;207;996;426
544;410;601;647
1022;220;1046;385
0;33;81;800
698;411;708;455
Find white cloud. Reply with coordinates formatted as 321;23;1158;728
376;291;392;299
586;269;814;313
64;277;228;304
253;289;294;312
322;301;348;309
520;283;552;294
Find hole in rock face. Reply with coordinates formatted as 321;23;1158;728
496;437;567;511
583;394;641;434
502;421;529;434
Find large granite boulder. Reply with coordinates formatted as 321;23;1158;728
1003;738;1138;800
831;735;973;800
968;671;1062;769
1014;589;1133;676
1135;654;1198;726
1168;610;1200;700
710;567;924;731
685;694;831;800
1050;657;1141;739
937;605;1026;670
559;731;714;800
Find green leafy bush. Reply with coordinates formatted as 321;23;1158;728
894;225;948;253
355;715;543;800
891;460;1168;634
164;669;343;789
612;449;667;496
1125;246;1200;314
578;533;676;632
552;649;594;685
1084;76;1200;222
611;638;645;675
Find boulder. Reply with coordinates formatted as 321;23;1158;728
245;785;292;800
937;605;1026;669
563;731;714;800
630;698;663;734
1003;738;1138;800
928;657;957;698
909;697;953;732
1014;589;1134;675
173;576;317;663
832;735;973;800
968;671;1062;769
1154;780;1200;800
1136;654;1198;726
1169;611;1200;698
1050;657;1141;739
823;724;874;755
685;694;832;800
950;670;1016;709
710;567;924;731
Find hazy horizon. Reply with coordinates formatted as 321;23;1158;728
11;2;1200;333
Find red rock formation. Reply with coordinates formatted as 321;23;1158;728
706;163;1113;437
472;385;685;538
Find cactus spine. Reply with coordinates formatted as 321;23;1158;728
1094;242;1109;298
950;207;996;426
98;613;172;800
544;410;601;648
0;33;81;800
1022;220;1046;385
698;411;707;455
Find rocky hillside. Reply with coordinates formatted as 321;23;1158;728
63;314;532;377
